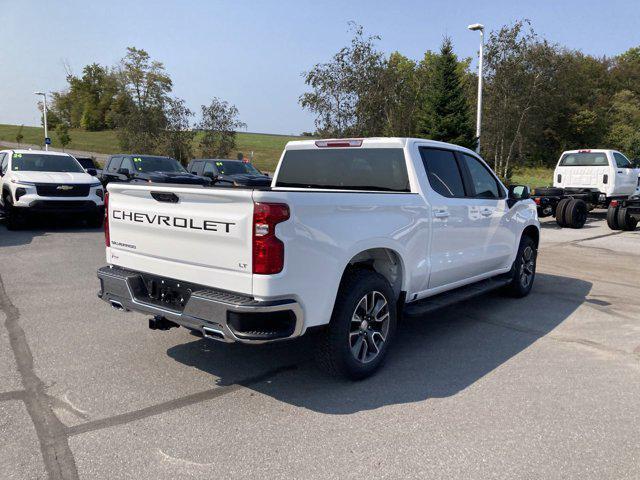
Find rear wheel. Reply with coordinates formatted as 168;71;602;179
617;207;638;231
555;198;571;227
504;235;537;298
316;269;397;380
565;199;588;229
607;205;621;230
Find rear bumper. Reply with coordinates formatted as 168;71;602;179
97;265;304;344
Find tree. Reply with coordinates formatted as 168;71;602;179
113;47;173;153
56;122;71;151
198;98;246;158
15;125;24;145
606;90;640;159
157;98;196;164
416;38;475;149
482;21;558;179
299;23;384;137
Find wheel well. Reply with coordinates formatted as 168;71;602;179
343;248;404;298
522;225;539;247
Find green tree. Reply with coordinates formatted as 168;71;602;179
56;122;72;151
157;98;196;164
113;47;173;153
15;125;24;145
198;98;246;158
606;90;640;159
416;38;475;149
300;23;384;136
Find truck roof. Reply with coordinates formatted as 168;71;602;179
561;149;620;154
0;149;72;156
284;137;478;156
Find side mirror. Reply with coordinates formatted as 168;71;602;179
86;168;97;176
203;171;219;182
508;185;530;207
117;167;131;178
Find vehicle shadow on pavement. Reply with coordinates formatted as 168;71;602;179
0;219;101;247
167;273;591;415
539;211;605;230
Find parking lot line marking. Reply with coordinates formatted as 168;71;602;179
0;273;80;480
66;363;297;437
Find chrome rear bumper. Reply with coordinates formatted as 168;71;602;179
97;265;303;344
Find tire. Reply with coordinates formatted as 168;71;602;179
86;211;104;228
617;207;639;231
533;187;564;197
565;199;588;229
316;269;397;380
3;193;21;231
555;198;571;227
504;235;538;298
607;205;621;230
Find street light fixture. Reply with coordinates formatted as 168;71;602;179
467;23;484;154
34;91;49;151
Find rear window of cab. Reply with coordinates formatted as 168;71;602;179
275;148;410;192
559;152;609;166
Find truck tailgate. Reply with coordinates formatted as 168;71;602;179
106;184;254;294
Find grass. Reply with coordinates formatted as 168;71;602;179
0;123;555;180
510;166;555;189
0;124;309;172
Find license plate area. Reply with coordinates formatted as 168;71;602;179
129;273;195;312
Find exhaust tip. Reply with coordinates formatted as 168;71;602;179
203;326;225;341
110;300;126;311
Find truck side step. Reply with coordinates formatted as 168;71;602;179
403;275;512;318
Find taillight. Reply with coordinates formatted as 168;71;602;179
610;200;619;207
534;197;541;205
252;202;289;274
104;191;110;247
603;174;608;184
557;174;562;183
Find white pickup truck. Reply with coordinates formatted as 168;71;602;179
97;138;540;379
532;149;640;228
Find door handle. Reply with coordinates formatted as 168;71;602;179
433;210;450;218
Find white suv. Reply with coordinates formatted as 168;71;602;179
0;149;105;230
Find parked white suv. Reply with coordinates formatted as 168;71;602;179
0;149;105;230
97;138;540;379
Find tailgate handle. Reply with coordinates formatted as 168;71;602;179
151;191;179;203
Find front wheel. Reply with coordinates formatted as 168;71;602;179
316;269;397;380
3;194;23;231
504;235;538;298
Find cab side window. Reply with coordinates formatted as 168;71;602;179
203;162;217;177
107;157;122;173
121;157;134;172
190;161;203;175
461;154;503;199
419;147;466;198
614;152;632;168
0;154;7;176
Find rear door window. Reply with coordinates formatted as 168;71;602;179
275;148;410;192
190;161;203;175
203;162;217;176
419;147;466;198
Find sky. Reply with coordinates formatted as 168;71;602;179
2;0;640;135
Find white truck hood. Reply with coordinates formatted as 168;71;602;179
11;171;96;184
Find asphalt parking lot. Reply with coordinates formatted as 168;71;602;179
1;212;639;480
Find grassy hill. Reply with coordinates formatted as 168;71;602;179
0;124;307;172
0;123;553;185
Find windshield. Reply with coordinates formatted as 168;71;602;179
11;153;84;173
130;156;186;173
559;152;609;167
216;161;261;175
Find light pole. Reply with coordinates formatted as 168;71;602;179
468;23;484;154
34;91;49;151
